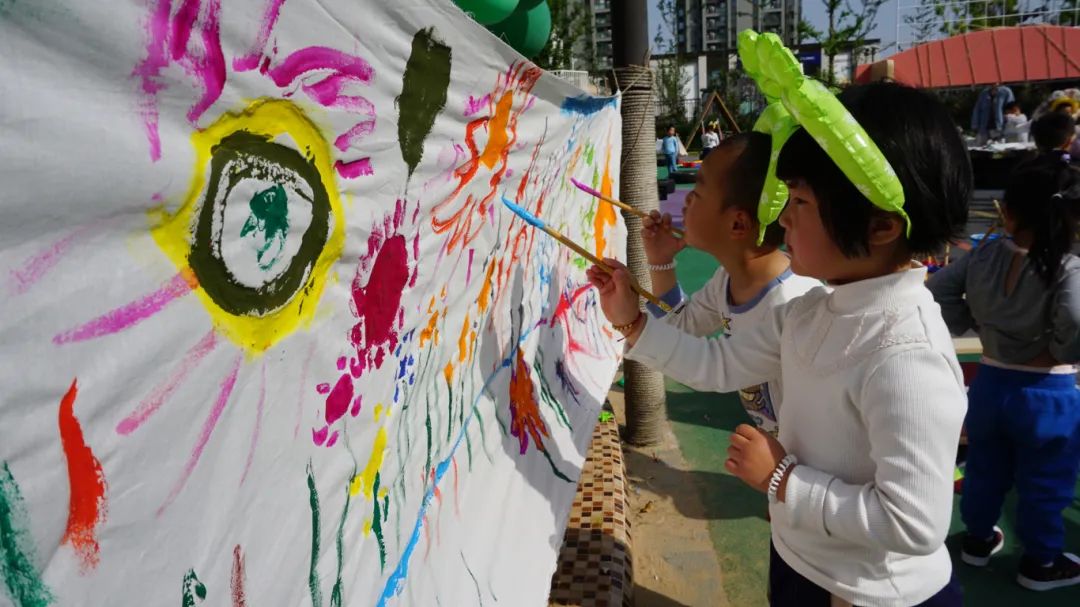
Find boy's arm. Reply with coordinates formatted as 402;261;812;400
1050;263;1080;363
926;253;974;335
781;348;965;555
626;295;787;392
646;272;729;338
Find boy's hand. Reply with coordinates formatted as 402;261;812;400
726;425;788;496
642;211;685;264
586;259;640;327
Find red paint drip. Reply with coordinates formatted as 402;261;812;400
59;379;107;573
352;235;408;352
231;545;247;607
323;373;353;426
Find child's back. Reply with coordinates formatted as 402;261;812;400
928;156;1080;590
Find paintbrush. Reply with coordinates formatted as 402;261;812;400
570;178;686;240
500;196;673;313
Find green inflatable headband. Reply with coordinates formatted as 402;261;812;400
736;30;908;244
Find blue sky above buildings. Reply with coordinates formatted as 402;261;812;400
648;0;901;52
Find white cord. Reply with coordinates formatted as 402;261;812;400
647;260;676;272
767;454;798;504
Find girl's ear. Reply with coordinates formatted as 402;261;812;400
867;214;904;247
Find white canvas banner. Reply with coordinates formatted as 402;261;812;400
0;0;624;605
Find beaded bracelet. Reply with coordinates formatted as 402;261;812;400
647;260;676;272
611;312;643;334
767;454;798;504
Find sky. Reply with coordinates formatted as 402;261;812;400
648;0;903;54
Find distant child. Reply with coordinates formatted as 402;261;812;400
640;132;819;436
1002;102;1029;143
928;156;1080;591
1030;111;1077;163
662;125;680;174
589;82;971;606
700;123;721;159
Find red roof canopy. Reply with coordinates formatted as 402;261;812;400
855;25;1080;88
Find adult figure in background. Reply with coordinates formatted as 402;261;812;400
662;125;679;174
972;83;1016;146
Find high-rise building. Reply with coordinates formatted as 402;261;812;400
676;0;801;54
586;0;614;71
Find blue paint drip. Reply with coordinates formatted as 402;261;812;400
500;197;545;229
377;330;528;606
560;95;617;116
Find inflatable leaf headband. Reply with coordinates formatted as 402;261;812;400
737;30;908;243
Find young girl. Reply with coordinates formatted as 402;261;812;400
928;157;1080;591
589;82;971;606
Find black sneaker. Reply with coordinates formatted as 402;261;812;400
961;526;1005;566
1017;553;1080;591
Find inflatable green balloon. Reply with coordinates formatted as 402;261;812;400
454;0;520;26
488;0;552;59
737;30;909;241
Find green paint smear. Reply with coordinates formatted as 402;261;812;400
445;385;454;443
181;569;206;607
398;27;451;180
424;398;433;473
371;473;386;570
541;449;573;483
0;462;53;607
534;360;572;430
240;184;289;271
330;485;350;607
306;462;323;607
584;142;595;166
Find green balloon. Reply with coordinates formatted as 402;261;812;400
488;1;552;59
454;0;519;26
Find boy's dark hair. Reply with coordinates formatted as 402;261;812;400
1004;101;1021;112
776;82;971;257
1030;112;1076;152
716;132;785;247
1004;155;1080;286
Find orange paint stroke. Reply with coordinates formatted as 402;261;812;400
594;146;616;257
444;362;454;384
478;92;513;169
59;379;107;573
457;312;470;363
419;309;440;347
508;351;550;455
477;260;497;314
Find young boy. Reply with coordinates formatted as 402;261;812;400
641;132;820;436
1002;102;1029;143
661;126;680;175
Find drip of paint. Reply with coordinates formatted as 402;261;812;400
479;92;513;169
233;0;287;71
158;354;242;515
267;47;374;88
58;380;107;573
335;158;374;179
397;27;451;179
370;472;386;569
54;271;195;344
231;545;247;607
306;462;323;607
0;462;54;607
330;487;350;607
349;427;388;500
323;374;353;427
334;119;376;152
117;329;217;435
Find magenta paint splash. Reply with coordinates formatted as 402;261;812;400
8;222;101;295
464;94;490;117
132;0;225;160
239;362;267;487
54;272;194;344
334;119;376;152
334;158;374;179
158;352;243;515
117;329;218;435
268;47;374;88
301;74;376;113
233;0;287;72
312;201;418;446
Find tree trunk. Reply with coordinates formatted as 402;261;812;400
613;0;667;446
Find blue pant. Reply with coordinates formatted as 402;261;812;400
665;152;677;175
768;543;963;606
961;364;1080;562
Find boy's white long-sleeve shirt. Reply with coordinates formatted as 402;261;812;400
627;267;967;607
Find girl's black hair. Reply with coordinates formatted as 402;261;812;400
776;82;972;257
1003;155;1080;286
1030;111;1076;152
